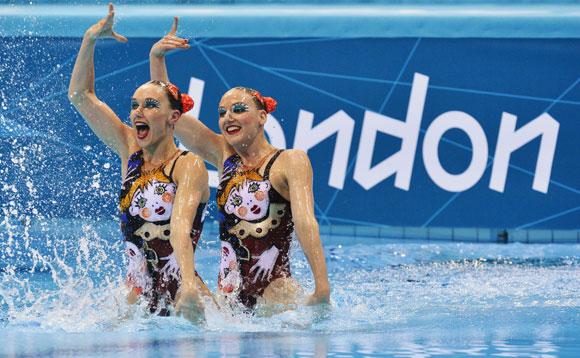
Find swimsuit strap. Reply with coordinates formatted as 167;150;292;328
263;149;284;180
168;150;190;179
128;149;144;164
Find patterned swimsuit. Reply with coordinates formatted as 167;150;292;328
216;150;294;308
119;150;206;315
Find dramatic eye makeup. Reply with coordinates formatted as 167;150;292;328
144;98;161;109
218;102;250;117
131;98;161;110
232;102;249;113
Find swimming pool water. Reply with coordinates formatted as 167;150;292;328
1;229;578;357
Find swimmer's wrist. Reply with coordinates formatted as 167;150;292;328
83;31;98;43
314;284;331;299
305;287;330;306
150;48;167;59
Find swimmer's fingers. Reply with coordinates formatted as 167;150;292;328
150;35;189;58
87;4;126;42
166;17;189;47
163;37;190;49
100;3;117;34
112;31;128;43
163;31;190;47
170;16;179;35
105;3;115;26
106;5;127;42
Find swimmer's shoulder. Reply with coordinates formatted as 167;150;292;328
171;152;210;200
179;150;207;167
276;149;312;170
270;149;313;181
268;149;313;199
170;151;209;183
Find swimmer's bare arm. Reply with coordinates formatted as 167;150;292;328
149;17;226;168
284;150;331;305
149;17;189;84
170;153;212;321
68;4;132;158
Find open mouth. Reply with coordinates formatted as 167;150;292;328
251;205;261;215
155;207;166;216
225;125;241;135
135;122;150;140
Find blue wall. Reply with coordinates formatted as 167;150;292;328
1;34;579;230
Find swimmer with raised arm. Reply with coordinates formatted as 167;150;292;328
68;5;211;321
150;18;330;310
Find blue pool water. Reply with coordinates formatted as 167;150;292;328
1;229;579;357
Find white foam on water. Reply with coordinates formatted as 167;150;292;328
1;215;580;333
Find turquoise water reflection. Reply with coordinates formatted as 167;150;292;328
1;234;579;357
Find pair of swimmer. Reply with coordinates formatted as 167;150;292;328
69;4;330;321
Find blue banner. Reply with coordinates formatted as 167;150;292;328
1;37;579;230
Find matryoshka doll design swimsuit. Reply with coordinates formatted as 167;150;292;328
119;150;206;315
216;149;294;308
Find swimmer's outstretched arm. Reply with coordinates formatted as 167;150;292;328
149;18;226;168
170;153;213;322
283;150;331;305
68;4;132;158
149;17;189;84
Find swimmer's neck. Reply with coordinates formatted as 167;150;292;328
140;138;179;166
233;135;275;168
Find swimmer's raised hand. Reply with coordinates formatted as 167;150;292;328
151;17;191;58
85;3;128;43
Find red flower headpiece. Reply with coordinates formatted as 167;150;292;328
165;82;194;113
180;94;194;113
253;91;277;114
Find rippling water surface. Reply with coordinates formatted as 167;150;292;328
1;227;579;357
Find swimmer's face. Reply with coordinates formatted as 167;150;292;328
130;83;179;147
218;88;267;147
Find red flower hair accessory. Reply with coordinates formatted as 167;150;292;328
181;94;194;113
165;82;194;113
253;91;277;114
